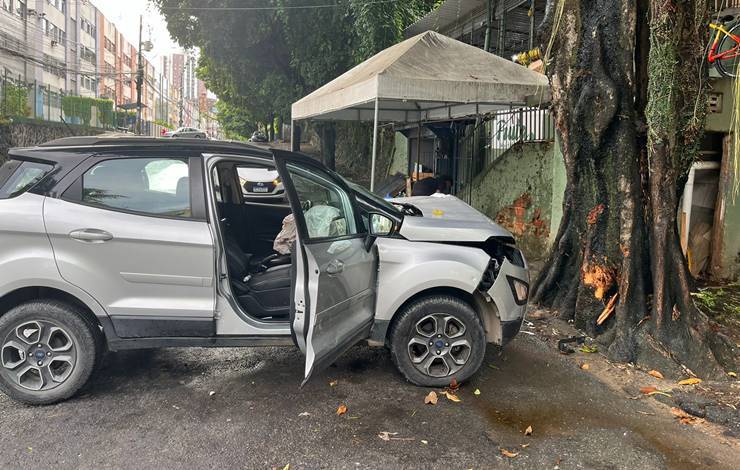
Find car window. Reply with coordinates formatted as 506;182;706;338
81;158;191;218
0;160;53;199
286;163;358;240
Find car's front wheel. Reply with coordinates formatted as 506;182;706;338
388;295;486;387
0;301;100;405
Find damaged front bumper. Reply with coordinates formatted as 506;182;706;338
487;257;529;344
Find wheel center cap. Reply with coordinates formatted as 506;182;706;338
434;339;445;349
34;350;46;361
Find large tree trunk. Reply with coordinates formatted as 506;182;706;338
534;0;735;376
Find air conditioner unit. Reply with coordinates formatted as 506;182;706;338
51;40;58;47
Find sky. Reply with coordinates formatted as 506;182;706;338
91;0;184;65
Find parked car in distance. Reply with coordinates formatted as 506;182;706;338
0;136;529;405
238;166;284;198
248;131;268;143
165;127;207;139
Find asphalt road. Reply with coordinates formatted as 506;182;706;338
0;335;734;469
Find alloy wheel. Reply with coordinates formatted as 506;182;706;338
1;320;77;392
407;313;472;378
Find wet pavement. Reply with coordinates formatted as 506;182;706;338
0;335;736;469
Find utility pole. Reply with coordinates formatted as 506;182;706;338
483;0;493;53
178;60;184;127
135;15;143;135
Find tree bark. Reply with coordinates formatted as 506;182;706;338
535;0;735;376
320;123;337;171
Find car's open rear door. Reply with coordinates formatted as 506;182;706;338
272;150;377;384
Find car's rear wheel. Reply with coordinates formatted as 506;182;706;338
0;301;100;405
388;295;486;387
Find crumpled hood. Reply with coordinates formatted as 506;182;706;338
394;194;514;242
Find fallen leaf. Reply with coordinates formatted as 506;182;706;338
420;440;428;445
424;391;438;405
209;390;216;397
378;432;398;441
524;425;533;436
579;345;598;353
500;448;519;458
298;412;311;417
329;380;338;387
441;391;461;402
281;465;290;470
640;386;657;394
581;363;590;370
647;390;672;398
449;378;460;391
677;378;702;386
473;389;481;396
648;370;664;379
336;404;348;416
729;372;737;378
521;443;530;448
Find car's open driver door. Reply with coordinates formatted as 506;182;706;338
272;150;377;385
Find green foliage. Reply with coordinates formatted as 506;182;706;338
61;96;115;127
152;0;437;137
1;82;30;118
215;100;256;140
153;119;172;129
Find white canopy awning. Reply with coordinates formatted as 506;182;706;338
291;31;550;190
291;30;549;124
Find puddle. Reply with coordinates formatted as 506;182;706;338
473;342;728;469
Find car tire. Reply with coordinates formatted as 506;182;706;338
0;300;101;405
388;295;486;387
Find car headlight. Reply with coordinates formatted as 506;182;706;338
507;276;529;305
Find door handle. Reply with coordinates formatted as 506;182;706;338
69;229;113;243
325;259;344;275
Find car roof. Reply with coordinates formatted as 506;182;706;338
9;135;274;162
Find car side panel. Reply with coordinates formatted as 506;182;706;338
43;198;215;323
0;193;108;319
373;238;489;322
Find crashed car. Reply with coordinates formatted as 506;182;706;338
0;136;528;405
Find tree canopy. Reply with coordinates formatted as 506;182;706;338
153;0;439;138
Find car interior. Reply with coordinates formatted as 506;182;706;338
212;161;294;322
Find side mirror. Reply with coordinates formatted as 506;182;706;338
370;213;394;237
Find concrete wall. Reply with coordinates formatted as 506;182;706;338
468;141;558;263
0;119;104;161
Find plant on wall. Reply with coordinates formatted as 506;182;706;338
1;82;30;118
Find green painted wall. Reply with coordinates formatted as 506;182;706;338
706;77;733;133
549;133;566;245
468;141;556;262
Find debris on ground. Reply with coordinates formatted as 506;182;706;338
678;378;702;386
424;391;438;405
524;425;533;436
440;391;461;402
336;404;347;416
648;370;664;379
500;448;519;458
377;432;414;442
557;335;586;354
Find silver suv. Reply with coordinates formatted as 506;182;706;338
0;137;528;405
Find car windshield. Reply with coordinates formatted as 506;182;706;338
339;176;401;215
